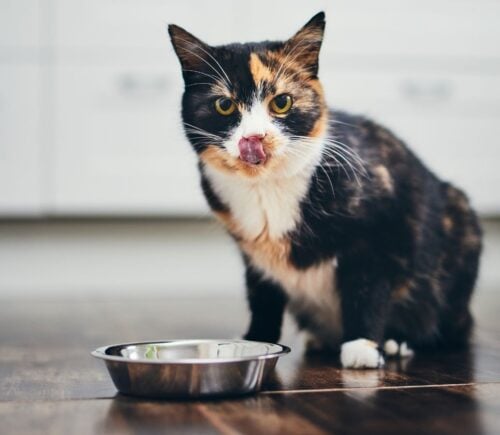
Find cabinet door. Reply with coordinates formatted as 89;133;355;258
54;0;238;50
322;68;500;214
0;65;43;214
0;0;42;49
50;0;241;215
52;61;207;214
243;0;500;58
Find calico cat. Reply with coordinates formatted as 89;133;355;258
168;12;482;368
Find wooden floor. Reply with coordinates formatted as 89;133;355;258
1;292;499;434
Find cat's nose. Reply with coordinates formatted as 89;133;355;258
242;133;266;141
238;134;267;165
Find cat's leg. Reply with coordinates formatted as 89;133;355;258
243;265;288;343
305;332;330;354
337;257;393;369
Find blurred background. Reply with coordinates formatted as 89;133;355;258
1;0;499;299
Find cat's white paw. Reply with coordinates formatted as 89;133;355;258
340;338;384;369
383;339;414;358
383;339;400;356
399;341;414;358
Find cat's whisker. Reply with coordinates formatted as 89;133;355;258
326;141;369;178
289;137;366;186
183;123;224;141
185;82;217;88
329;118;359;128
287;136;360;167
181;68;228;89
324;142;368;174
318;164;336;199
287;146;337;198
269;37;310;85
320;149;356;183
273;40;312;85
328;150;362;186
183;125;221;137
184;134;222;144
177;45;230;88
280;67;309;83
289;134;368;178
174;37;232;86
183;133;220;142
285;142;343;194
321;148;364;186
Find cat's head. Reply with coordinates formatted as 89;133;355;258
169;12;327;180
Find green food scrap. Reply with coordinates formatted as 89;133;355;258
144;345;158;360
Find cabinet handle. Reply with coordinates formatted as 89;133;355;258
116;74;169;96
400;80;453;103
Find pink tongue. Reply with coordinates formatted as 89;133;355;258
238;137;266;165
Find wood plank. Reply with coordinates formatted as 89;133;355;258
263;383;500;435
0;398;219;435
0;384;499;435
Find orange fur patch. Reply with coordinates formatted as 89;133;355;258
248;50;327;122
214;207;293;277
464;233;481;249
442;216;454;233
373;165;394;193
249;53;274;85
240;235;292;275
393;282;411;301
265;50;313;84
216;205;339;309
309;104;328;138
200;141;289;179
283;25;324;74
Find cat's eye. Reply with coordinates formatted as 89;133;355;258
215;97;236;116
270;94;293;115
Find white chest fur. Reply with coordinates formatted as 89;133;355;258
204;165;312;240
205;164;342;345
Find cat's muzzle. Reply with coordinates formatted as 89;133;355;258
238;135;267;165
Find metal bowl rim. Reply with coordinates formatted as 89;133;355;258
91;339;291;365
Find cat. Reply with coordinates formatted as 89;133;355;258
168;12;482;368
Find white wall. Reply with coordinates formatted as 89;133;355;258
0;219;498;298
0;219;244;298
1;0;500;216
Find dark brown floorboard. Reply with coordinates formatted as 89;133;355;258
0;384;499;435
0;292;499;434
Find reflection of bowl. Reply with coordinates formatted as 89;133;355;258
91;339;290;399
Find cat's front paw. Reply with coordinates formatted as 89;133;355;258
340;338;384;369
383;339;414;358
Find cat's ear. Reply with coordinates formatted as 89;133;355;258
168;24;212;73
284;12;326;77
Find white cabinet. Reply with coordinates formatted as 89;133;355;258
242;0;500;58
387;116;500;213
0;0;42;49
322;68;500;214
52;61;206;214
48;0;241;214
53;0;239;50
1;1;499;216
0;0;44;215
0;65;43;214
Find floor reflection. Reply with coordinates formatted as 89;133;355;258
98;395;216;435
272;342;477;391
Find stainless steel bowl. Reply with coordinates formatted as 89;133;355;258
92;339;290;399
